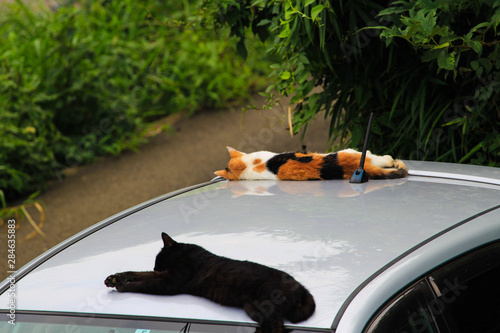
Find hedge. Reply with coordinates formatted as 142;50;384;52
0;0;268;203
206;0;499;166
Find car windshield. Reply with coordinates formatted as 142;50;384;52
0;313;319;333
0;313;255;333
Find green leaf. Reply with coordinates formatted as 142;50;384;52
0;190;6;209
492;10;500;31
421;49;441;62
311;5;325;20
380;25;404;39
305;0;316;7
280;71;291;80
284;8;295;20
378;7;408;16
279;24;290;38
470;22;490;33
256;19;271;27
437;50;456;71
442;118;464;127
403;20;422;39
432;42;449;50
459;142;483;163
466;40;482;55
304;13;313;41
357;25;390;34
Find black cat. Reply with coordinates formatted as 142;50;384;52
105;232;316;333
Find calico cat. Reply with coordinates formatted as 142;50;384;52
105;233;315;333
214;146;408;180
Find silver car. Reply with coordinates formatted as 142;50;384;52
1;161;499;332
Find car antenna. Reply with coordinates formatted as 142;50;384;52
349;112;374;184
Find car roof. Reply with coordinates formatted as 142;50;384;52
1;161;500;331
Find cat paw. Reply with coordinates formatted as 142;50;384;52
393;159;408;176
105;273;130;291
367;152;394;168
105;274;119;288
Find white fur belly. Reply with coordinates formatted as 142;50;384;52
240;151;278;180
240;168;278;180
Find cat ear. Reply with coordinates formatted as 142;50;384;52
161;232;177;248
227;146;244;159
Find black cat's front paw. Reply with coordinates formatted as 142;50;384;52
105;274;119;288
105;272;131;292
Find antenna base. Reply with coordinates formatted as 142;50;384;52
349;168;368;183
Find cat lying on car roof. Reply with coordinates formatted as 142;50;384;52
106;233;315;333
214;146;408;181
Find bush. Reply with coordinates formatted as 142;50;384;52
206;0;499;166
0;0;268;203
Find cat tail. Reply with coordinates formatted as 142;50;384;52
285;289;316;323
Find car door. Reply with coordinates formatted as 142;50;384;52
364;241;500;333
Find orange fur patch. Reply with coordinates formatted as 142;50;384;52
253;158;262;165
337;151;362;179
228;147;244;159
214;170;228;178
226;159;246;180
215;157;247;180
276;154;323;180
253;163;267;173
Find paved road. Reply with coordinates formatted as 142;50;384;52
0;95;332;281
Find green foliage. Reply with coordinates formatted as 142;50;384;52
0;0;268;203
206;0;499;166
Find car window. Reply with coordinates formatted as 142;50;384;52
363;280;441;333
364;241;500;333
428;242;500;333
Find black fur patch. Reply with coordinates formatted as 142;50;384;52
295;155;313;163
266;153;314;175
319;153;344;179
